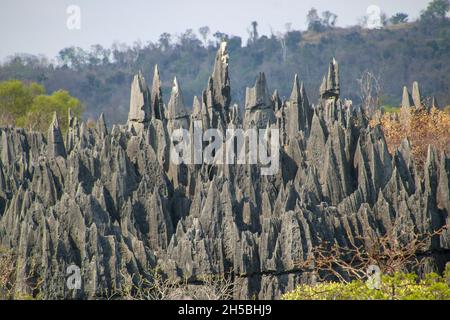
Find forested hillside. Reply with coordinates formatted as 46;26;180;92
1;9;449;124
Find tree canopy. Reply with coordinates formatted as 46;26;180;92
0;80;83;133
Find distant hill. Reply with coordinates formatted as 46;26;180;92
1;19;449;124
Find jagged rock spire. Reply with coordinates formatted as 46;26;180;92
204;42;232;128
300;81;310;112
244;72;275;129
192;96;202;119
47;112;66;158
272;90;282;111
128;71;151;131
66;108;79;154
212;41;231;112
167;77;188;120
431;96;439;109
401;86;413;108
412;81;422;108
97;113;108;139
167;77;189;133
287;74;312;137
245;72;271;110
151;65;165;121
290;74;301;102
320;58;340;99
1;54;448;301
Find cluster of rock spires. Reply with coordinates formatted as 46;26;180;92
400;81;441;111
0;42;448;299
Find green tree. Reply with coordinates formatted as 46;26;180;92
421;0;450;20
213;31;229;44
283;268;450;300
158;33;172;51
247;21;259;45
307;8;337;32
58;47;88;69
25;90;83;133
307;8;324;32
0;80;44;126
390;12;409;24
198;26;210;46
0;80;82;133
322;10;338;28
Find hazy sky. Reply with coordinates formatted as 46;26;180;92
0;0;432;61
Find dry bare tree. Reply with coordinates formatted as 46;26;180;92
295;225;447;283
358;70;382;115
116;267;234;300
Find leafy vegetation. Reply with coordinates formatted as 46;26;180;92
421;0;450;20
289;225;450;300
0;80;83;133
282;267;450;300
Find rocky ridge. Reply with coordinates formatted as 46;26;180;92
0;42;448;299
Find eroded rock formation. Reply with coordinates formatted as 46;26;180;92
0;42;448;299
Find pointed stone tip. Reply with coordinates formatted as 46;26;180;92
68;108;74;123
153;65;160;80
51;112;59;127
257;72;266;83
220;41;227;54
192;95;201;114
290;74;301;100
133;70;147;91
173;77;179;91
432;96;439;109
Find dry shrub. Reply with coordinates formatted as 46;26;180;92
371;106;450;170
295;225;447;283
0;248;15;299
115;268;234;300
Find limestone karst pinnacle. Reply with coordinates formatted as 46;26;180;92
244;72;275;129
167;77;189;134
203;41;232;130
286;74;312;139
402;86;414;108
47;111;66;158
412;80;422;109
320;57;340;99
128;71;151;132
151;64;165;121
0;44;448;300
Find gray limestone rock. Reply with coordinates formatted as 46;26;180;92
320;58;340;99
0;46;448;300
47;112;66;158
128;71;151;132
